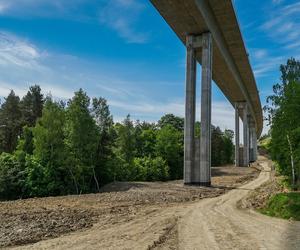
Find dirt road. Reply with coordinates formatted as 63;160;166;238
178;157;300;250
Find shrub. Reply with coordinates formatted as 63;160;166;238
0;153;26;200
261;192;300;220
133;156;169;181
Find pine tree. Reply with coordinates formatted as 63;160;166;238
20;85;44;127
0;90;22;153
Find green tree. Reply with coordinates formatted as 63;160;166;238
222;129;234;164
0;153;26;200
20;85;44;127
265;58;300;189
91;97;114;187
156;124;183;179
139;128;157;157
31;98;69;195
115;115;136;163
133;156;169;181
65;89;99;193
134;121;157;157
25;155;48;197
211;126;224;166
158;114;184;132
16;126;34;155
0;90;22;153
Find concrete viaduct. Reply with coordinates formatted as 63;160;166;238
150;0;263;186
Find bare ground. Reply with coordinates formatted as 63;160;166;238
0;165;259;249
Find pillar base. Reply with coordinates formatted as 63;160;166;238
184;182;211;187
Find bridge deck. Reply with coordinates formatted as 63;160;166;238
150;0;263;136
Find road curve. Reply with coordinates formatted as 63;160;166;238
178;156;300;250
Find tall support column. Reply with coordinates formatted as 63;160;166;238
253;129;258;161
243;104;249;166
249;119;253;162
184;35;197;184
235;103;240;167
200;32;213;186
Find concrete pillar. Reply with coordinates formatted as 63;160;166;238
253;128;258;161
249;119;253;162
184;35;197;184
200;33;212;186
235;103;240;167
243;104;249;166
249;119;258;162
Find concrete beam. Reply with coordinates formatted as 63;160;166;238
184;35;197;184
200;32;212;186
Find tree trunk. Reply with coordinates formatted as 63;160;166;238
69;169;79;194
286;134;296;189
93;167;100;192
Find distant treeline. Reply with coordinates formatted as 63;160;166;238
0;86;234;200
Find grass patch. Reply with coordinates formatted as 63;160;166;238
260;192;300;220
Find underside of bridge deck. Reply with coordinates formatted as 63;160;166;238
150;0;262;185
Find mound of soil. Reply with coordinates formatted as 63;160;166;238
238;174;285;210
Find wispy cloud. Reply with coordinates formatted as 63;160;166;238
260;2;300;48
99;0;149;44
247;46;284;78
0;32;46;70
249;1;300;78
0;32;77;99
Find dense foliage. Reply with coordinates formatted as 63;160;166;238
260;193;300;220
0;86;234;200
265;58;300;190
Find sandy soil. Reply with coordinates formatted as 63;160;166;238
0;165;259;249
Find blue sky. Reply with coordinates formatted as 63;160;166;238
0;0;299;134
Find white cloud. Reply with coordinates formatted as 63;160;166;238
252;49;268;60
99;0;149;44
0;80;27;97
212;102;235;131
0;3;8;13
0;32;78;100
0;32;45;70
